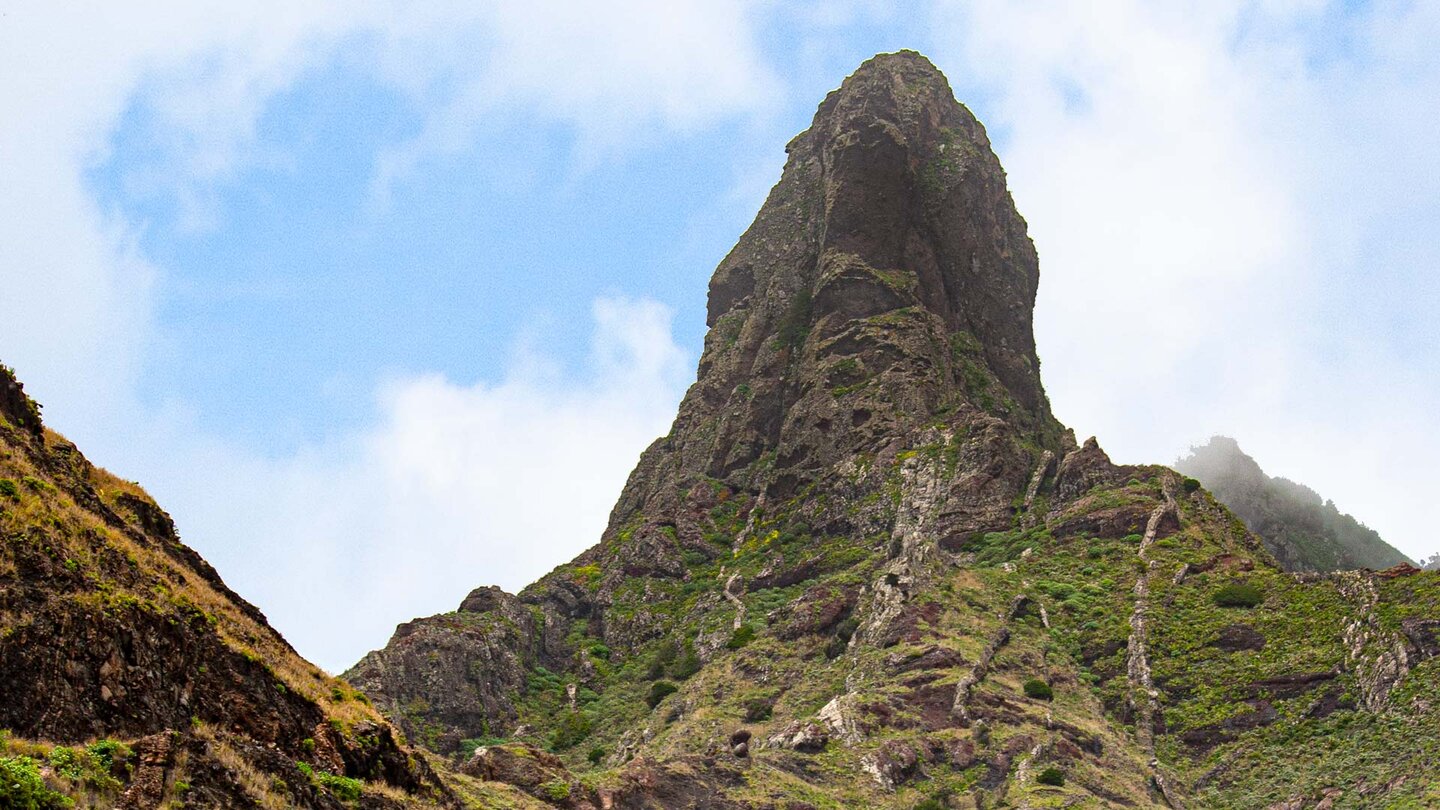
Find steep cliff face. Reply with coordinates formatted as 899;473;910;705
0;365;450;809
564;47;1069;658
661;45;1059;492
352;44;1070;752
1176;436;1411;572
350;52;1440;809
346;586;537;753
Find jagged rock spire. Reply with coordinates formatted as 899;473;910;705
708;50;1046;410
346;54;1440;810
619;51;1060;511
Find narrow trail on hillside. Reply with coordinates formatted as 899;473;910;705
1012;741;1045;810
951;594;1030;724
722;572;746;630
1125;475;1183;807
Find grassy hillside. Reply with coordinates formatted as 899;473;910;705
0;364;451;808
356;435;1440;808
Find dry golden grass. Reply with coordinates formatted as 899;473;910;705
160;747;191;810
363;778;465;808
440;769;552;810
0;733;129;809
84;460;149;500
201;731;290;810
0;731;53;759
1;425;384;729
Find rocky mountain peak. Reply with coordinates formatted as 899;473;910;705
662;50;1060;505
708;50;1037;343
351;52;1083;753
343;54;1440;808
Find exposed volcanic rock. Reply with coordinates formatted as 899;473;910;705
658;45;1061;491
459;743;589;805
0;366;42;436
349;47;1072;747
346;586;537;752
0;364;449;808
534;50;1075;654
340;52;1440;808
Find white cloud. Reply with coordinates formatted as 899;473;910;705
0;1;765;670
367;0;780;199
929;0;1440;560
0;0;773;429
122;297;689;672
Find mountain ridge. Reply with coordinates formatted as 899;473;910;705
1175;435;1411;573
4;49;1439;810
347;52;1440;809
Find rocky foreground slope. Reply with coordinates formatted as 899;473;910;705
1175;436;1411;573
0;365;455;808
350;53;1440;808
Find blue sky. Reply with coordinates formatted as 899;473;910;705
82;11;926;452
3;1;1438;671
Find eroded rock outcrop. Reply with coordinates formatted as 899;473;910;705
346;585;537;751
340;52;1440;808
